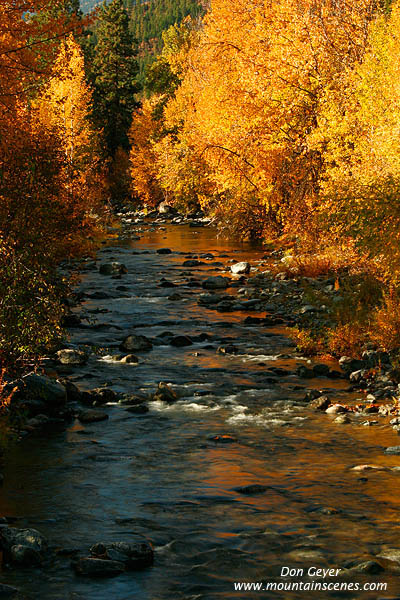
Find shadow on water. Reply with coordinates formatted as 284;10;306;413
1;223;400;599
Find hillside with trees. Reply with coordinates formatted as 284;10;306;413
81;0;203;81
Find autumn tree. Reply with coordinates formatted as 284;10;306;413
314;0;400;279
151;0;380;238
130;18;207;211
129;97;165;206
0;2;96;369
36;36;95;163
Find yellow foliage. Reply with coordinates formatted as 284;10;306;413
149;0;379;237
316;2;400;279
129;97;164;206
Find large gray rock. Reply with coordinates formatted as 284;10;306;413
57;349;88;366
120;335;153;352
99;262;127;276
202;276;230;290
231;262;250;275
17;374;66;407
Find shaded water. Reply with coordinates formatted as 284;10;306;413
2;223;400;599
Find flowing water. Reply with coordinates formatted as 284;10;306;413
2;222;400;600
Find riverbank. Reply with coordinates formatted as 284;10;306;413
2;215;400;599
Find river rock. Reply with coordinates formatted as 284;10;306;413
152;382;177;403
158;201;175;214
183;259;205;267
313;363;331;376
217;345;238;355
349;369;368;383
57;349;88;366
304;389;324;402
385;446;400;455
231;262;250;275
156;248;172;254
120;335;153;352
81;388;118;406
73;557;125;577
326;404;347;414
78;409;109;424
170;335;193;347
351;465;390;472
10;544;42;566
339;356;366;373
244;316;264;325
362;350;391;368
352;560;384;574
202;276;230;290
25;414;51;430
309;396;331;410
334;415;351;424
99;262;127;276
120;354;139;364
13;374;67;410
377;548;400;563
168;293;184;301
0;526;47;566
297;365;314;378
63;380;83;402
198;293;225;306
90;539;154;570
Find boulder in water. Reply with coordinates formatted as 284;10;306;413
120;335;153;352
231;262;250;275
73;557;125;578
90;539;154;570
57;349;88;366
99;262;127;276
152;382;177;404
78;409;109;424
202;276;230;290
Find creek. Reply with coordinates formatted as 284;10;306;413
1;221;400;599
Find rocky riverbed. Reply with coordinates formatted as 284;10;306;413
2;214;400;599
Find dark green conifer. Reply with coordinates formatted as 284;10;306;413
91;0;140;157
